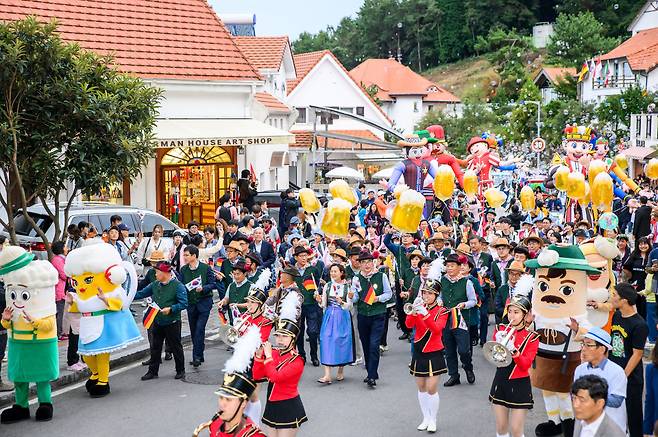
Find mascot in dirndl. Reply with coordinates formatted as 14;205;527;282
64;242;142;397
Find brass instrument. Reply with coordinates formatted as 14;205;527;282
192;413;219;437
403;302;415;315
483;323;517;367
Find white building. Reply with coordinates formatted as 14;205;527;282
533;22;554;49
285;50;398;185
349;58;461;134
1;0;294;227
628;1;658;35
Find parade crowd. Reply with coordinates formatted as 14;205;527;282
4;136;658;437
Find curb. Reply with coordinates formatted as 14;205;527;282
0;328;220;408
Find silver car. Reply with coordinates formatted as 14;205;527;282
3;202;181;259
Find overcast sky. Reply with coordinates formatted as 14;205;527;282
209;0;364;40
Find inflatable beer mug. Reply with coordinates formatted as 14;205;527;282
553;165;570;191
298;188;321;213
329;179;358;206
614;153;629;170
588;159;607;186
484;187;506;208
591;172;614;211
433;165;456;201
646;158;658;180
463;169;479;198
519;185;535;212
390;189;425;233
321;198;352;238
566;172;586;200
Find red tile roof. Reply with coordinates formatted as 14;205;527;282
288;50;392;124
255;92;291;114
234;36;290;70
0;0;261;81
291;129;384;150
601;27;658;72
349;58;460;103
536;67;577;84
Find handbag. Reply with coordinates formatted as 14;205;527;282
141;238;152;266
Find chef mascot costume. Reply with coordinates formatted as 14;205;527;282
64;241;142;398
525;245;599;437
580;236;619;331
0;246;59;424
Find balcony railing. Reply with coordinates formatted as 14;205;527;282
592;76;637;89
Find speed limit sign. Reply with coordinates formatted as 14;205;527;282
531;137;546;153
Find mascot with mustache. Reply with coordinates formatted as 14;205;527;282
525;245;600;437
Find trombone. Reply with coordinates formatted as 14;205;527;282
482;322;517;367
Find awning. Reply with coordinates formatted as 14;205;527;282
621;146;655;160
356;152;403;161
155;118;295;148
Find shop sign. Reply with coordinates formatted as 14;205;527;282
157;137;275;148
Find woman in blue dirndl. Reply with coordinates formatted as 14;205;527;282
317;264;355;383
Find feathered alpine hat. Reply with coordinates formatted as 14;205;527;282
246;268;272;306
275;291;301;339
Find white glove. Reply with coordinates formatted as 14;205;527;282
416;304;428;316
494;331;506;343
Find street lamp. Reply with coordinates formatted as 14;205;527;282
520;100;542;169
396;22;403;63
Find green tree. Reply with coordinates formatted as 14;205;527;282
436;0;471;63
596;86;655;140
546;12;618;69
0;17;162;256
505;79;542;143
552;73;578;101
464;0;539;49
556;0;645;39
475;28;537;104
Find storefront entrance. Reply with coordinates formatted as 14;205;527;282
158;146;236;227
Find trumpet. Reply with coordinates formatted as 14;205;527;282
192;413;219;436
403;302;415;315
483;323;517;368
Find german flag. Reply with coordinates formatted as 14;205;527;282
363;285;377;305
423;227;431;239
142;303;160;329
449;307;460;329
303;277;317;292
218;310;228;325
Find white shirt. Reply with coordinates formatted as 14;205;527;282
573;359;627;433
578;411;606;437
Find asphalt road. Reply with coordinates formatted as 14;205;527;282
0;323;549;437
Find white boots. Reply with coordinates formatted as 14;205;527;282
417;391;439;433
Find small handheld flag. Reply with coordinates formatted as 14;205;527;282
363;285;377;305
423;227;431;239
143;303;161;329
185;276;203;291
218;310;228;325
303;277;317;292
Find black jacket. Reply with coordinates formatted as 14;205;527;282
634;205;652;240
250;240;276;269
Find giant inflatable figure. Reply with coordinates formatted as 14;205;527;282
525;245;598;437
545;125;593;222
383;133;438;218
64;242;142;397
424;125;465;187
466;133;518;197
0;247;59;424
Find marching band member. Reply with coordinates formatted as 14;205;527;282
253;292;307;436
193;325;265;437
242;269;274;426
489;294;539;437
405;258;449;433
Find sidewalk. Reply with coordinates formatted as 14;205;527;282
0;300;223;408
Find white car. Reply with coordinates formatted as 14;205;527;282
3;202;181;260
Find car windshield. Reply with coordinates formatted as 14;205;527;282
11;212;53;237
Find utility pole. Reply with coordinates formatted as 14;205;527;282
396;22;403;63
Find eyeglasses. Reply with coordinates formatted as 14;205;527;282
581;342;600;349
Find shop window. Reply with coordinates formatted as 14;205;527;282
83;182;124;204
356;107;365;116
161;146;231;166
296;107;307;123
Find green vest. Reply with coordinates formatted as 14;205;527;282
181;262;211;305
393;245;413;279
441;276;473;325
227;280;253;308
345;264;358;281
356;271;387;316
409;275;423;303
220;258;235;289
152;280;182;325
295;264;320;306
402;267;418;291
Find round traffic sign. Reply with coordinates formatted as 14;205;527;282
531;137;545;153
